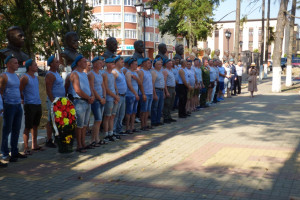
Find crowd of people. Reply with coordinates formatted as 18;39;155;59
0;53;257;168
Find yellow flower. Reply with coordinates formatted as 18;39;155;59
61;98;68;105
63;118;69;125
65;135;72;144
70;108;76;116
55;110;62;118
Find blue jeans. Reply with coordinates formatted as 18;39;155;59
1;103;23;158
91;100;104;122
140;94;153;112
151;89;164;124
113;95;126;133
74;99;91;128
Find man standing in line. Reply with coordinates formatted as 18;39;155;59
20;59;43;154
235;60;243;94
0;55;27;162
199;59;210;108
45;56;65;148
113;56;127;135
70;55;95;153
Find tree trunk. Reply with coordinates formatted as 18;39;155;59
77;0;86;37
260;0;265;65
272;0;288;92
234;0;240;63
286;0;296;87
62;0;73;32
264;0;270;62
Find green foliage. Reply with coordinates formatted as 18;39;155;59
297;55;300;58
253;49;259;53
211;50;215;58
0;0;106;58
150;0;218;47
284;53;287;57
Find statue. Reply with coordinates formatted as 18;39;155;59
222;51;229;62
61;32;80;66
102;37;118;59
189;46;198;60
155;43;168;60
132;40;144;59
213;49;220;60
174;44;184;60
229;51;236;60
0;26;29;67
202;48;211;61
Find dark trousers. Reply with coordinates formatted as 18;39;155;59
231;76;236;94
213;81;220;102
173;84;179;109
178;84;187;117
163;87;175;120
200;82;209;106
235;76;242;94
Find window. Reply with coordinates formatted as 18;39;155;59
145;32;153;41
155;34;159;42
155;20;159;28
104;13;121;22
215;30;219;37
104;0;120;5
105;29;121;38
94;29;103;38
93;14;103;22
249;41;253;48
93;0;101;6
145;18;153;27
124;0;137;6
124;13;137;23
125;30;137;39
249;28;253;36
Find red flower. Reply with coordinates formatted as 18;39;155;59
66;107;70;113
68;113;72;118
69;119;72;124
56;101;62;107
66;101;70;106
55;117;60;122
72;115;75;120
59;119;64;125
70;105;74;109
61;105;66;111
63;111;68;117
53;105;58;112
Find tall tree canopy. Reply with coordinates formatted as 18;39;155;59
150;0;219;49
0;0;106;58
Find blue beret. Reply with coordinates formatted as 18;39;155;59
163;59;171;66
137;58;144;66
47;55;55;66
186;58;192;63
128;57;137;65
91;56;104;63
153;57;162;65
230;58;234;62
114;55;121;63
124;57;131;63
143;58;149;63
105;57;115;63
71;54;84;69
25;59;33;69
194;57;200;61
4;55;15;64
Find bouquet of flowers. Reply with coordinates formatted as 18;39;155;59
51;97;76;153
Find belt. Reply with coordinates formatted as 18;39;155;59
74;97;88;102
155;88;164;91
167;86;175;88
118;93;125;96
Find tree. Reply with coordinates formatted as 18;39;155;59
151;0;219;50
264;0;270;62
272;0;289;92
286;0;296;87
234;0;240;63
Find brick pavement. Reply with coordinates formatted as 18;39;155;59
0;77;300;200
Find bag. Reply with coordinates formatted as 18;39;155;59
248;76;252;82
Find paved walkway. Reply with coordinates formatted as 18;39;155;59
1;77;300;200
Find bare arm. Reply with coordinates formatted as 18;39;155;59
70;72;91;100
179;69;189;88
163;70;169;96
0;74;8;96
19;75;29;102
125;71;138;97
64;74;71;96
45;73;56;102
151;70;157;98
103;73;119;100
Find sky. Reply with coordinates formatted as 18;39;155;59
213;0;300;25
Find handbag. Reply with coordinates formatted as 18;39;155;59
248;76;252;82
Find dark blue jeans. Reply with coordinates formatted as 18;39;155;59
151;89;164;124
1;103;23;158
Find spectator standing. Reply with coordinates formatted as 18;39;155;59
194;58;203;109
0;92;6;167
235;60;243;94
186;59;196;114
248;63;258;98
207;59;216;104
199;59;210;108
177;59;191;118
217;60;226;101
229;59;237;96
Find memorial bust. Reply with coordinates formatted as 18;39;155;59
213;49;220;60
189;46;198;60
61;32;80;66
229;51;236;60
223;51;229;62
132;40;144;59
174;44;184;60
0;26;29;67
156;43;168;60
102;37;118;59
202;48;211;61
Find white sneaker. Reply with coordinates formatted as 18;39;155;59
135;118;141;123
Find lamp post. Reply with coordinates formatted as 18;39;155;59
225;29;231;52
239;41;243;52
135;3;153;57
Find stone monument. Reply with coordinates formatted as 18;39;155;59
213;49;220;60
189;46;198;60
174;44;184;60
61;32;80;67
132;40;144;59
0;26;29;68
229;51;236;60
222;51;229;62
155;43;168;60
102;37;118;59
202;48;211;61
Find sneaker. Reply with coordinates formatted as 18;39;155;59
9;157;18;162
135;118;141;123
118;131;128;136
103;137;110;143
46;139;57;148
108;136;115;142
170;118;177;122
0;162;8;168
220;97;225;101
112;134;121;140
